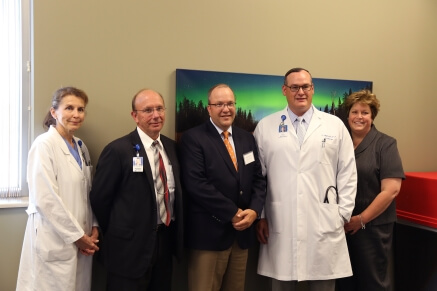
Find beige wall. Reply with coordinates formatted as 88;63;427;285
32;0;437;172
1;0;436;290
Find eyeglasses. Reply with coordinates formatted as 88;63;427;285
208;102;236;109
134;107;166;115
284;84;313;92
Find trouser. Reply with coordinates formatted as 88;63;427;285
188;240;248;291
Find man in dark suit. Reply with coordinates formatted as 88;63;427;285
179;84;266;291
90;89;183;291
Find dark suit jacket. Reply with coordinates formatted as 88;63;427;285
179;121;266;251
90;129;183;278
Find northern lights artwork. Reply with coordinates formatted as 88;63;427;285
176;69;372;134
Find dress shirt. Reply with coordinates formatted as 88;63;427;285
209;118;237;154
137;127;175;223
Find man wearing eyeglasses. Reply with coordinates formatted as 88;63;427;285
179;84;266;291
90;89;184;291
254;68;357;291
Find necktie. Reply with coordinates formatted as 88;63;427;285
223;131;238;171
151;140;170;226
296;117;306;147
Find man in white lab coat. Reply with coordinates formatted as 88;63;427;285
254;68;357;291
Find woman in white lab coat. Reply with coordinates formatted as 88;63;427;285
16;87;99;291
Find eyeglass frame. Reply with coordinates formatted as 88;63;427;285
134;107;166;115
208;102;237;109
284;84;313;92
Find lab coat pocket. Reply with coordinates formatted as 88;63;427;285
318;202;342;234
319;141;338;165
35;227;75;262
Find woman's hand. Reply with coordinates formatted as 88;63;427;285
344;215;363;235
75;227;99;256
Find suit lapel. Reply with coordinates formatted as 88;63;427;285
161;136;176;167
305;106;322;141
232;127;244;180
129;131;155;194
52;128;83;174
61;144;81;172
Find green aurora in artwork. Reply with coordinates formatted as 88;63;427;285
176;69;372;132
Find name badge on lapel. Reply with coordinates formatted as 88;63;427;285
133;157;143;172
243;151;255;165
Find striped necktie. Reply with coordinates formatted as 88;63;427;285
151;140;170;226
296;117;306;147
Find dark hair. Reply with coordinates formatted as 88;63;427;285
131;88;164;111
207;83;235;103
284;67;312;85
43;87;89;129
344;89;380;120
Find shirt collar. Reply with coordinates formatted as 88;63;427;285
287;106;314;123
136;127;161;149
209;118;233;136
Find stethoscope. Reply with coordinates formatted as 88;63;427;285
324;185;339;204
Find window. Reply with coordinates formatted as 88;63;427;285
0;0;31;200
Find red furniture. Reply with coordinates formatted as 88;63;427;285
396;172;437;229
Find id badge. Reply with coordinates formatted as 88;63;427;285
278;125;288;138
133;157;143;172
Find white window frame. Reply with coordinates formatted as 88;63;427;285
0;0;32;207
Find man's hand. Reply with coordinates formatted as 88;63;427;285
256;218;269;244
231;208;243;224
233;209;257;231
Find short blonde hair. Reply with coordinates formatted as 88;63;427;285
345;89;380;120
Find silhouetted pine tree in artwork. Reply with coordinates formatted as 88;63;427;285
176;96;258;135
176;84;372;139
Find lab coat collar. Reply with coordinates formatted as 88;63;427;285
48;126;83;173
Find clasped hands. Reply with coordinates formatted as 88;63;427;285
232;208;257;231
74;226;100;256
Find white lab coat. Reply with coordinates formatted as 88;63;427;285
16;126;96;291
254;106;357;281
